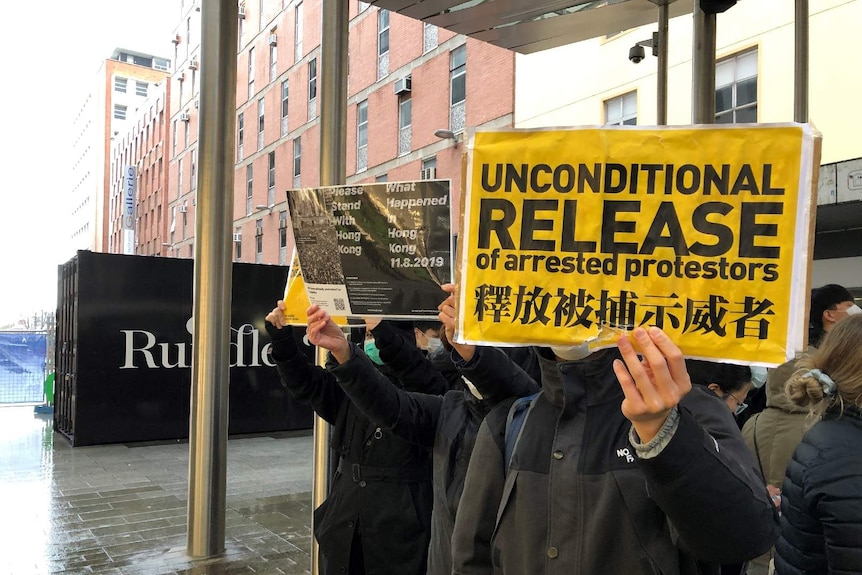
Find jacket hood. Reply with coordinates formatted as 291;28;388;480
765;352;811;413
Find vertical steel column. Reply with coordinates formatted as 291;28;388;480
187;0;238;558
691;0;717;123
312;2;348;574
656;2;669;125
794;0;809;122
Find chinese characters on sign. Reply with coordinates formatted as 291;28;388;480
457;125;819;366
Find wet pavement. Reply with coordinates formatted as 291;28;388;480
0;406;314;575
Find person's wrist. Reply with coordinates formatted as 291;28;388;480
331;340;351;364
631;413;670;444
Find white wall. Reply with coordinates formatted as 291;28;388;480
515;0;861;164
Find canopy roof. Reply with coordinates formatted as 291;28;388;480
367;0;692;53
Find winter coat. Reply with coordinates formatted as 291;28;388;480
774;407;862;575
452;348;780;575
266;323;433;575
328;333;539;575
741;353;812;488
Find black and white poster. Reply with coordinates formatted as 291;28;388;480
286;180;452;318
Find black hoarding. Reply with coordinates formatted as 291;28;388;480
55;251;312;446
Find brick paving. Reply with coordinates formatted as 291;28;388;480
0;406;314;575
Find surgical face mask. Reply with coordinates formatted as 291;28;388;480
550;342;591;361
364;340;384;365
424;336;443;355
846;304;862;316
750;366;767;389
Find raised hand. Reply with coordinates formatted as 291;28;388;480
613;326;692;443
306;304;351;364
265;300;287;329
437;283;475;361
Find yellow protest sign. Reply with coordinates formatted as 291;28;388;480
457;125;819;366
282;249;353;327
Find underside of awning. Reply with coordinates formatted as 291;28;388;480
366;0;692;53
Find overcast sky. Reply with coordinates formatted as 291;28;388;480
0;0;179;325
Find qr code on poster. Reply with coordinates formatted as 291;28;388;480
334;298;346;311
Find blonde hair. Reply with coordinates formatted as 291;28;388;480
786;314;862;417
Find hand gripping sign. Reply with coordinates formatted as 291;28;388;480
456;124;820;367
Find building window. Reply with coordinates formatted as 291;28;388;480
357;100;368;172
293;136;302;187
449;45;466;133
716;50;757;124
375;173;388;183
172;120;178;156
269;33;278;81
605;91;637;126
423;22;437;53
246;164;254;215
235;226;243;260
377;9;390;80
237;112;244;160
190;150;197;190
248;47;255;99
279;210;288;265
184;119;190;148
178;158;184;197
308;57;317;119
114;77;127;93
268;151;276;205
114;104;127;120
257;98;265;149
398;96;411;156
295;2;303;62
281;80;289;136
135;81;148;97
421;156;437;180
255;219;264;262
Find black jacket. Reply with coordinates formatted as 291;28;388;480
774;407;862;575
328;328;539;575
266;323;433;575
452;348;780;575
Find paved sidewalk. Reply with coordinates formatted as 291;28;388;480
0;406;315;575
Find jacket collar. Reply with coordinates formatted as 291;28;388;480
537;347;624;408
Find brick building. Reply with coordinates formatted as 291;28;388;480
161;0;515;265
71;49;171;256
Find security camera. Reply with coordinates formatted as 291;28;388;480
629;45;646;64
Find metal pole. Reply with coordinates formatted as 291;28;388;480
656;3;669;125
312;1;348;574
691;0;716;123
187;0;238;558
794;0;809;123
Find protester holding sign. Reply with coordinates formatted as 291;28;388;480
265;301;434;575
450;326;779;575
305;297;539;575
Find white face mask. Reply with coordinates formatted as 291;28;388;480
846;304;862;316
424;336;443;355
550;342;591;361
750;366;768;389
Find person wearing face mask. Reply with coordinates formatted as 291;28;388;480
451;328;778;575
741;284;859;574
305;285;539;575
264;301;438;575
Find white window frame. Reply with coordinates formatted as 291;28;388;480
715;49;758;124
604;91;637;126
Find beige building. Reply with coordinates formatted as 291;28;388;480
514;0;862;296
69;50;171;257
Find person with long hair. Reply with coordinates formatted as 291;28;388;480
774;314;862;574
